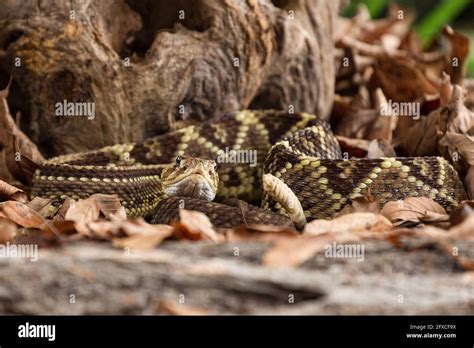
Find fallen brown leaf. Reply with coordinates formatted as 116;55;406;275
65;198;100;226
0;85;44;184
13;229;62;248
334;93;379;140
53;197;76;221
157;299;210;315
439;131;474;165
0;200;44;228
225;224;298;242
337;189;380;216
43;220;77;237
443;26;469;85
173;209;218;243
93;194;126;219
466;78;474;111
64;194;123;227
27;197;55;218
262;232;362;268
448;214;474;240
0;217;17;243
112;223;174;250
366;89;398;141
395;84;474;158
380;197;448;226
0;179;28;203
336;135;370;157
366;139;396;158
440;72;454;107
449;201;474;226
303;212;391;236
465;166;474;200
446;85;474;135
372;56;438;103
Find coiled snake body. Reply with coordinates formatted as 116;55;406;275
31;110;467;228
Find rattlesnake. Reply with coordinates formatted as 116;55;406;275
31;110;467;228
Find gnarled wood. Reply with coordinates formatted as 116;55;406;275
0;0;338;160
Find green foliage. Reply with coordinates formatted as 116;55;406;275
468;57;474;77
413;0;473;77
342;0;388;18
414;0;471;46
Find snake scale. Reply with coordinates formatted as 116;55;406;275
31;110;467;228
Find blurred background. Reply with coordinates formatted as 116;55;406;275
342;0;474;77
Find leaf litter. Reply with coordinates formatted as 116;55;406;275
0;4;473;272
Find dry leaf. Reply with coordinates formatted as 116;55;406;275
173;209;218;243
439;131;474;165
465;166;474;200
466;78;474;111
0;179;28;203
27;197;55;218
65;198;100;225
334;94;379;140
43;220;77;237
0;86;44;183
0;200;44;228
372;56;437;103
443;26;469;85
337;189;380;216
366;89;398;141
440;72;453;107
303;212;391;236
395;85;474;158
394;106;442;157
336;135;370;157
73;213;174;245
13;229;62;248
64;194;123;226
92;194;126;219
366;139;396;158
157;299;210;315
112;224;173;249
448;214;474;240
446;85;474;135
53;197;76;221
0;217;17;243
263;232;362;268
225;224;298;242
449;201;474;226
380;197;448;226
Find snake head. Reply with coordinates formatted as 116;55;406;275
160;156;219;201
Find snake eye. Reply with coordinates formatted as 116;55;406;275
213;163;218;170
175;156;182;166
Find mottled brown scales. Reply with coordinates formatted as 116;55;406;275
31;110;467;224
32;110;318;218
262;128;467;220
151;197;293;228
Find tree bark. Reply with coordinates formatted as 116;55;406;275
0;239;472;314
0;0;338;158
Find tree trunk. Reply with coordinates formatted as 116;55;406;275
0;239;472;314
0;0;338;158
